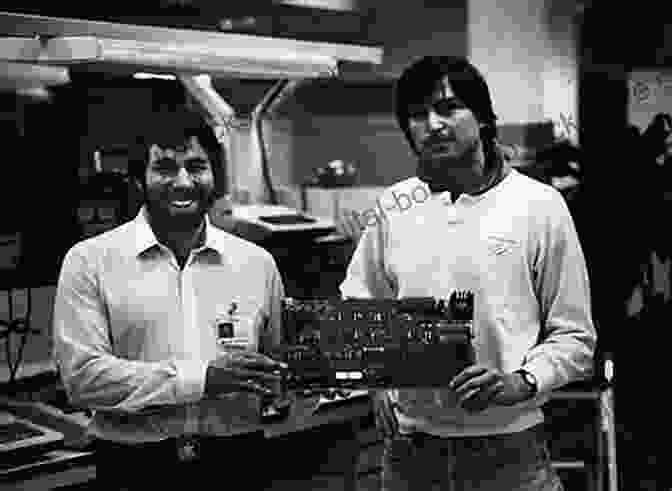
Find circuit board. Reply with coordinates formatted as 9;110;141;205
273;292;475;390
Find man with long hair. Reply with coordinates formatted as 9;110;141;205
340;56;596;490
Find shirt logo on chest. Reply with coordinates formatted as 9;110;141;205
486;235;520;256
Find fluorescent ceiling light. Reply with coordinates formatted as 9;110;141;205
276;0;359;11
0;61;70;89
0;37;42;60
0;37;70;90
0;12;381;64
133;72;177;80
42;36;338;79
15;86;52;100
0;12;382;79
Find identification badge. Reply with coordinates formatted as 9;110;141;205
176;435;200;462
215;300;260;351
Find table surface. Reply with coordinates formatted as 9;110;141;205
0;392;373;484
263;391;371;437
1;377;610;485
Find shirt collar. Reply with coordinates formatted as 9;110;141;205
431;164;513;206
131;206;228;258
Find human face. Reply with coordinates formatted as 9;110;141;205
144;136;216;230
408;76;484;177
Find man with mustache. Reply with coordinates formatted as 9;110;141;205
340;56;596;490
53;103;286;490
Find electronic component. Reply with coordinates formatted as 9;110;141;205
272;291;475;391
0;410;64;463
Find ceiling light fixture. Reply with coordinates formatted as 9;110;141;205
15;85;52;101
0;11;382;79
42;36;338;79
275;0;359;12
1;38;70;90
132;72;177;80
0;37;42;60
0;61;70;89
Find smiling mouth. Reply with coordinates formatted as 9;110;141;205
171;200;196;208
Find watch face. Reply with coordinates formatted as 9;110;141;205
522;371;537;391
517;370;536;390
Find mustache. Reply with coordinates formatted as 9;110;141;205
143;186;215;205
421;135;457;148
418;141;479;166
168;194;201;201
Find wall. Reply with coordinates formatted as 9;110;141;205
226;80;415;199
469;0;580;140
228;118;297;203
356;1;469;80
541;0;580;142
627;69;672;132
291;114;415;187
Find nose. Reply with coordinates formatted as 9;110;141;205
172;167;194;188
427;110;447;132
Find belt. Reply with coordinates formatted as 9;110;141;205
94;430;266;464
401;423;544;444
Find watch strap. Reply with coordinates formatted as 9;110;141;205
515;369;538;397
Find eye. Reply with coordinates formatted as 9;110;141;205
432;99;465;117
152;159;178;174
186;159;211;173
407;105;428;121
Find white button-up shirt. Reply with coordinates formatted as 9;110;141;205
53;207;284;442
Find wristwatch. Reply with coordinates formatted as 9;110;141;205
515;369;538;398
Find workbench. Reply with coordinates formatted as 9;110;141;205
0;391;375;491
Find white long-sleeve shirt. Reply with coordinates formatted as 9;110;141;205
340;169;596;437
53;207;284;443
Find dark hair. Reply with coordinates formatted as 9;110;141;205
641;112;672;161
127;105;226;198
394;56;500;169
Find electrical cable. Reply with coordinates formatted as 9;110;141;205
1;286;34;386
252;79;289;205
252;78;311;205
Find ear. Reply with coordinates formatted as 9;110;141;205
479;124;496;141
129;174;145;194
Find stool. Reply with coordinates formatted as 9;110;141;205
548;354;617;491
